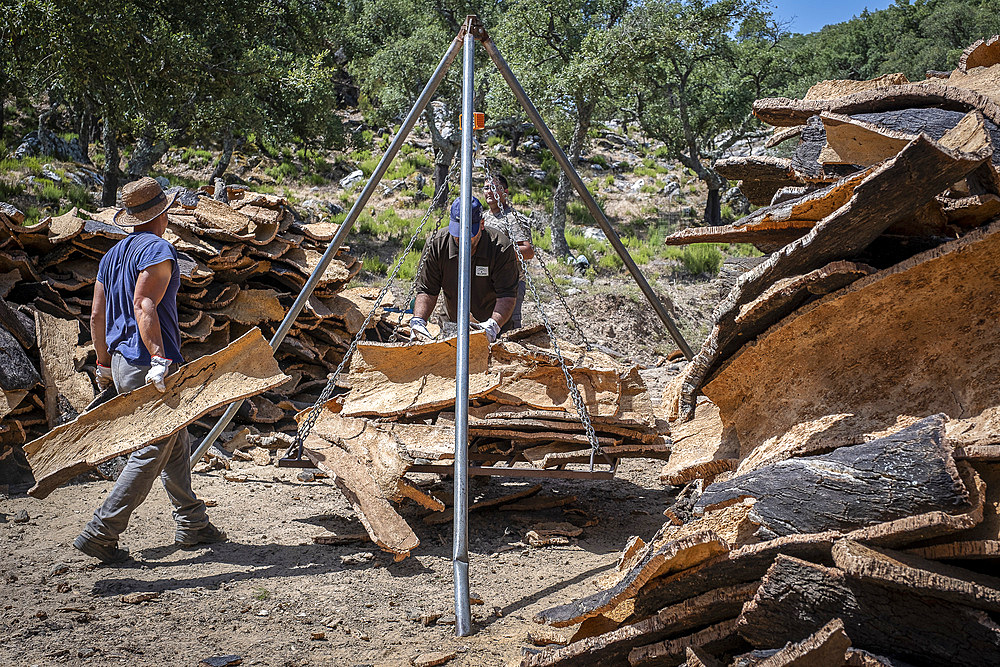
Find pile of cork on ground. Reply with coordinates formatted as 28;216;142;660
521;35;1000;667
295;326;671;560
0;182;410;492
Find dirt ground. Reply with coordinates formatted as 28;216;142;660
1;453;676;667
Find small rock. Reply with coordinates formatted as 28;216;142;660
13;510;29;523
437;613;456;625
529;169;547;181
582;227;607;242
120;591;160;604
77;647;97;659
296;471;315;483
565;288;581;296
35;610;47;620
412;650;457;667
527;626;574;647
310;631;326;641
200;657;243;667
630;179;644;192
339;169;364;189
321;615;341;628
153;176;171;190
223;472;248;483
49;563;70;577
469;592;484;605
204;499;218;507
41;165;62;182
257;609;269;617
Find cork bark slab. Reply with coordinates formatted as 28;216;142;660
702;217;1000;459
696;416;971;539
340;333;499;418
0;322;41;391
303;434;418;559
34;310;94;427
304;409;454;503
213;288;286;324
831;539;1000;613
753;618;852;667
523;583;756;667
960;35;1000;72
0;390;28;420
663;171;871;252
820;112;916;166
753;82;1000;128
660;401;738;486
804;73;910;101
671;128;991;423
628;618;744;666
24;329;288;498
737;555;1000;665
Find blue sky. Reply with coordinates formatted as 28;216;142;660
771;0;897;34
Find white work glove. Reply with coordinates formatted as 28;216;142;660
95;363;113;390
146;355;171;392
409;317;433;343
478;318;501;343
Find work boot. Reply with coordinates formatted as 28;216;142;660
175;522;227;548
73;534;132;564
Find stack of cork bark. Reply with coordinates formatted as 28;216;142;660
298;327;671;560
0;184;398;490
524;36;1000;666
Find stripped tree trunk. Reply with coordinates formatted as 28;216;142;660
210;128;236;183
550;99;594;258
425;105;459;209
125;134;169;181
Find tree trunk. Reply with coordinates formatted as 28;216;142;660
76;108;93;164
510;125;523;156
210;129;236;183
37;97;59;157
125;134;168;181
101;120;120;207
550;103;593;258
424;106;459;209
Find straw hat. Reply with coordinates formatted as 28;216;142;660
112;177;178;227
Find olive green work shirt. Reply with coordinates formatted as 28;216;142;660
415;227;519;324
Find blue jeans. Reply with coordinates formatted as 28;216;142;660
79;354;208;546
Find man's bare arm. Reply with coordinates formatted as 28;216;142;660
413;292;438;321
91;281;111;366
133;260;173;360
518;240;534;261
491;296;516;327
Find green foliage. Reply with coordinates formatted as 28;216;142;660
531;229;552;252
680;243;724;276
361;254;388;276
37;179;63;203
486;136;504;148
252;587;271;601
0;178;24;200
729;243;763;257
265;162;298;184
392;249;421;281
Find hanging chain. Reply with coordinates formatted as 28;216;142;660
292;158;460;454
389;157;461;341
482;159;592;351
482;160;601;465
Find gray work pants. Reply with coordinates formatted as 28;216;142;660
79;353;208;546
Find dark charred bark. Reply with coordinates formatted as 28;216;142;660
37;96;59;158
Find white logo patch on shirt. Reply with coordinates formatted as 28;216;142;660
475;265;489;277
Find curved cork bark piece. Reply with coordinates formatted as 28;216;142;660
700;216;1000;459
24;329;288;499
753;618;851;667
340;333;499;418
832;539;1000;613
628;618;744;666
671;129;991;423
804;73;910;101
522;583;756;667
753;82;1000;128
960;35;1000;72
737;555;1000;665
660;401;739;486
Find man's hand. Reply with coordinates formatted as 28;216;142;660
95;363;113;390
146;356;170;392
409;317;433;343
479;318;501;343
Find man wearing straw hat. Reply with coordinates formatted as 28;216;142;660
73;177;225;564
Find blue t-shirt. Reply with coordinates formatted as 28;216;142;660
96;231;184;366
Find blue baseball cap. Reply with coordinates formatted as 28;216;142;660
449;197;483;237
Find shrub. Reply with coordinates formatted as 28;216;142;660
392;249;421;281
598;251;623;270
265;162;297;184
37;178;63;203
67;185;93;209
358;156;381;177
486;135;503;147
0;178;24;199
532;228;552;252
681;243;723;276
729;243;763;257
362;254;388;275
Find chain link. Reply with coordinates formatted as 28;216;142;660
292;159;461;453
389;158;461;341
482;160;601;465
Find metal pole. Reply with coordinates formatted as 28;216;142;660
191;34;465;468
453;21;475;638
480;38;694;360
